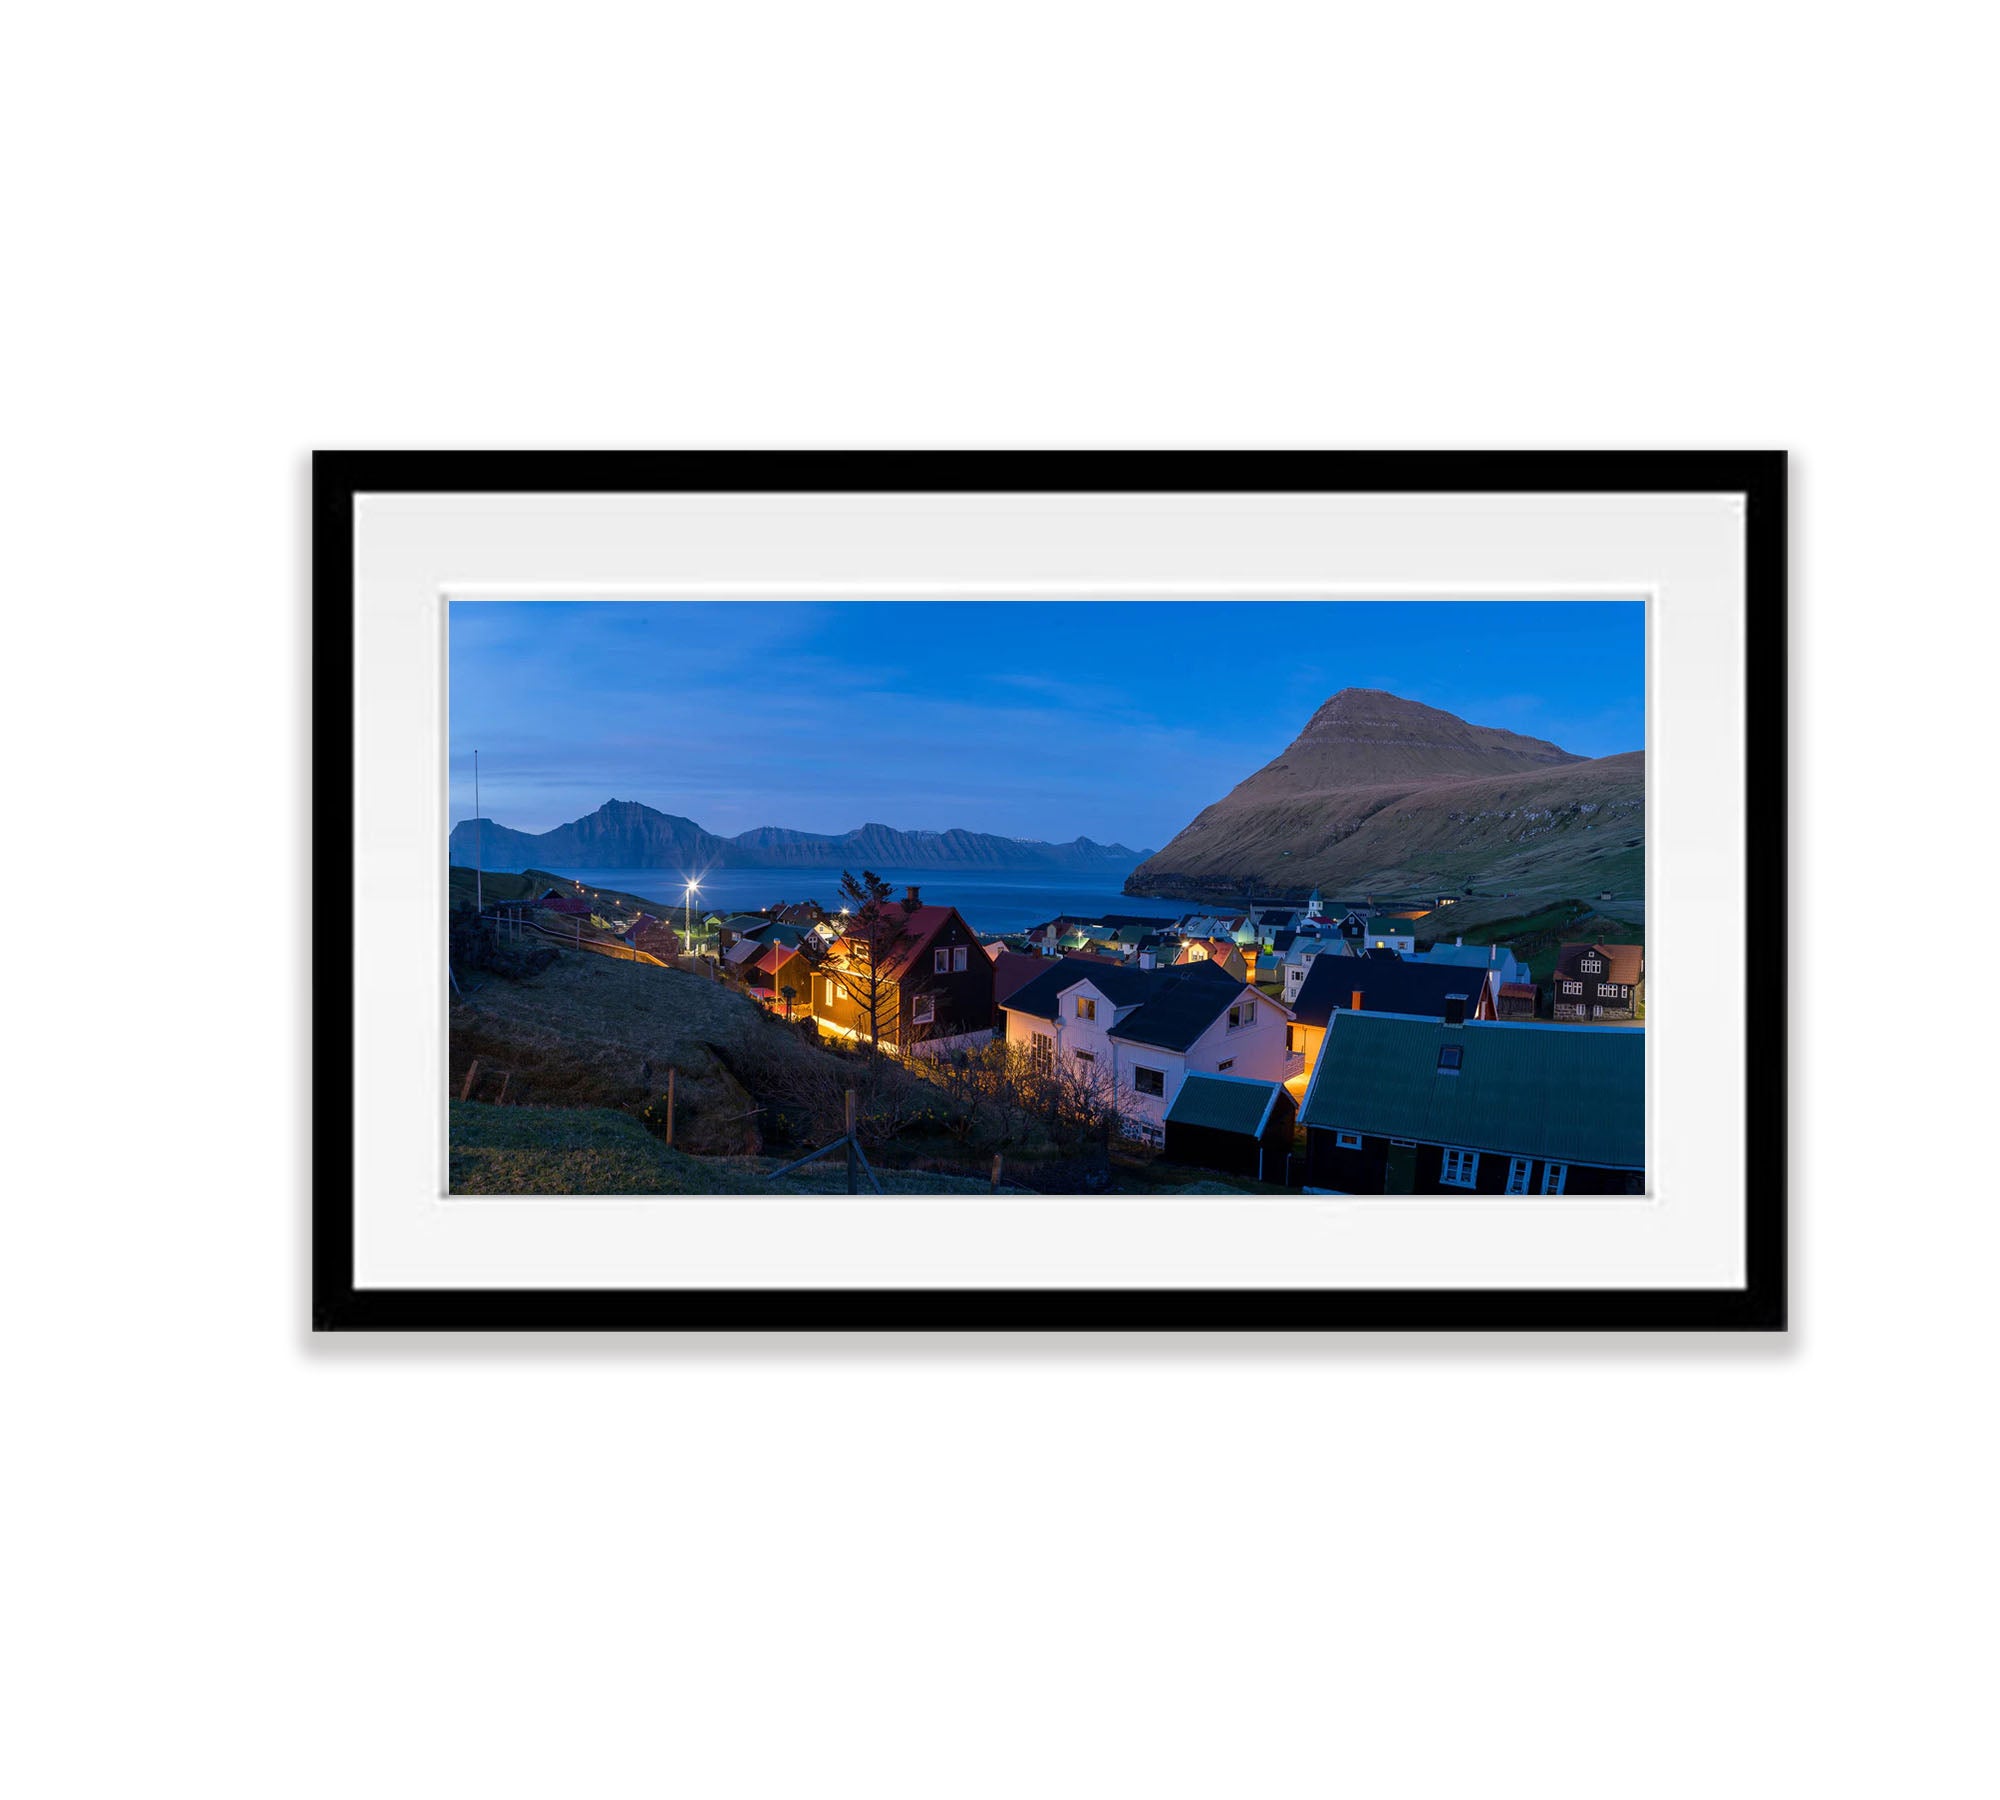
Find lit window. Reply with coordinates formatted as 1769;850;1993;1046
1287;1024;1307;1053
1440;1148;1480;1188
1133;1066;1165;1097
1542;1163;1568;1194
1506;1157;1531;1194
1076;996;1097;1020
1028;1033;1053;1070
1335;1130;1361;1150
911;995;935;1025
1437;1044;1463;1073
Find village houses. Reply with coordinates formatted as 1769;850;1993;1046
998;955;1298;1147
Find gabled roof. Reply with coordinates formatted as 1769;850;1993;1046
1556;942;1645;984
720;914;768;932
1165;1072;1289;1138
1292;953;1486;1029
989;950;1051;1008
1000;956;1171;1022
1298;1013;1643;1169
1114;965;1283;1054
1418;942;1509;968
1362;916;1417;937
998;956;1281;1053
832;902;969;983
724;938;763;966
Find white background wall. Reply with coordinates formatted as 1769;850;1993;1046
6;6;1992;1797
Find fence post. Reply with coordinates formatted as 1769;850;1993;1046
665;1068;676;1149
458;1059;481;1102
845;1090;858;1194
990;1153;1003;1193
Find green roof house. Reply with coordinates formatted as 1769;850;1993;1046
1298;1010;1643;1196
1163;1072;1297;1184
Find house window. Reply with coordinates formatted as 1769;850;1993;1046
1563;980;1582;995
1437;1044;1463;1073
1227;1000;1255;1029
1439;1147;1480;1187
1027;1033;1053;1070
1216;1059;1234;1073
1076;995;1097;1020
1133;1066;1165;1097
1541;1163;1568;1194
934;948;950;974
823;978;839;1007
1582;958;1602;974
1335;1130;1361;1150
1506;1157;1531;1194
911;994;935;1025
952;945;968;972
1074;1050;1095;1066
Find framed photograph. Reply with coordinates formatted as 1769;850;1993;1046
314;451;1785;1331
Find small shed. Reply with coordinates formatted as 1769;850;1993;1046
1163;1073;1297;1184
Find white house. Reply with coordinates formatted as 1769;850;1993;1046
1279;931;1354;1004
998;956;1298;1146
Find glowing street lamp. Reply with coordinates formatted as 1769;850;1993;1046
685;880;700;957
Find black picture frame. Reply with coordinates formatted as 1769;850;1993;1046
313;450;1786;1332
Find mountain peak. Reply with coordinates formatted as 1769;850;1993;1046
1288;689;1577;769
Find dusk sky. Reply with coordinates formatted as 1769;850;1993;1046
448;599;1644;849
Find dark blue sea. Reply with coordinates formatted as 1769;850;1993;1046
504;864;1179;937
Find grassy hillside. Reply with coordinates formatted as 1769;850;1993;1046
448;864;682;918
1131;751;1644;906
1432;898;1646;984
449;947;834;1155
449;1102;1027;1194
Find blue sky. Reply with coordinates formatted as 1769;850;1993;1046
448;599;1644;848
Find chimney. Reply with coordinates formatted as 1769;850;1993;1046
1444;994;1468;1026
1351;989;1364;1012
904;884;921;909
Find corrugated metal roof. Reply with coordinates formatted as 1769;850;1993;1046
1299;1012;1643;1168
1165;1072;1285;1137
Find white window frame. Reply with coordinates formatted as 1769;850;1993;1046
910;993;935;1026
1563;980;1583;995
1582;958;1602;974
1074;1049;1095;1065
1076;995;1097;1020
1542;1163;1568;1194
934;947;950;974
1132;1065;1165;1098
1334;1130;1361;1150
823;977;839;1007
952;944;968;973
1439;1147;1480;1188
1506;1156;1531;1194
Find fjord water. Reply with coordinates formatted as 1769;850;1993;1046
518;865;1177;937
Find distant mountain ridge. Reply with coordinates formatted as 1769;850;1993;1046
1126;688;1643;902
449;799;1151;873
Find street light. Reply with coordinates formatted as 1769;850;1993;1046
685;880;700;958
